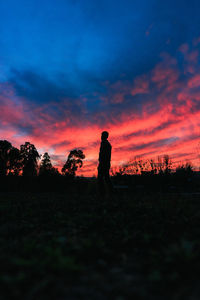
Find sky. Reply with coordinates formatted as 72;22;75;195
0;0;200;175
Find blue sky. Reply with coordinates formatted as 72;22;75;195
1;0;199;93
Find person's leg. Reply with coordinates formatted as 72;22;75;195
104;168;113;195
97;166;105;197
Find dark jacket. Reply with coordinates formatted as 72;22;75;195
98;140;111;169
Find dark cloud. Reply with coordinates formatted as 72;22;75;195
51;140;71;150
10;69;77;103
8;68;148;127
171;152;194;160
9;69;91;126
122;119;180;141
115;137;179;153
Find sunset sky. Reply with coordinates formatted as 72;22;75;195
0;0;200;175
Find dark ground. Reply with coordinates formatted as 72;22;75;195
1;187;200;299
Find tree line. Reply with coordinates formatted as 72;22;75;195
0;139;194;179
111;155;193;176
0;140;85;177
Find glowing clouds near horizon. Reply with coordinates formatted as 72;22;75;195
1;41;200;176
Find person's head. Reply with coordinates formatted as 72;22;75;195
101;131;109;141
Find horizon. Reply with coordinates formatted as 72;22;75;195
1;0;200;176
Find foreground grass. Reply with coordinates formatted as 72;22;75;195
0;191;200;299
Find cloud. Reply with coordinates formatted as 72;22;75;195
1;39;200;175
188;74;200;88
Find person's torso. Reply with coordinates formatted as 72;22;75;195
99;140;111;165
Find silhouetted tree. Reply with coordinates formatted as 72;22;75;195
20;142;40;176
50;167;60;176
0;140;13;176
175;163;193;176
163;155;172;175
7;147;22;175
62;149;85;177
39;152;52;176
39;153;60;176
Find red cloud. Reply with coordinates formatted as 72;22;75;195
1;41;200;176
131;75;149;96
188;74;200;88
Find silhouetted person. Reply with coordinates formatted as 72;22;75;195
98;131;112;196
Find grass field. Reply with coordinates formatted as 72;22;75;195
1;190;200;299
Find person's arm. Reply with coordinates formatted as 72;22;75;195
99;142;104;162
108;144;111;163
